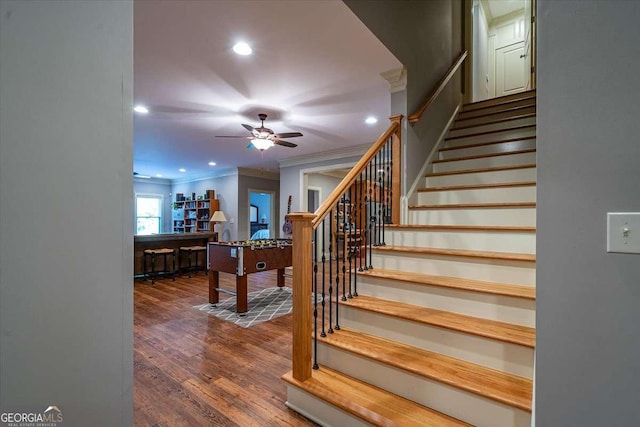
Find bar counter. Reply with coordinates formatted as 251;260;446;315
134;232;217;276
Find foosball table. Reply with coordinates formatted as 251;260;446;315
207;239;293;314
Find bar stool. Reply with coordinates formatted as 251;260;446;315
179;245;207;278
143;248;176;284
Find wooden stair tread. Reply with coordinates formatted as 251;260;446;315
282;367;470;427
450;113;536;131
425;163;536;177
373;245;536;262
439;135;536;152
387;224;536;232
359;268;535;300
409;202;536;209
433;148;536;164
320;328;533;411
457;103;536;120
418;181;536;192
342;295;536;348
445;124;535;141
461;90;536;112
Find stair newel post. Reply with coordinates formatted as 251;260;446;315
389;114;403;225
320;219;326;338
288;212;315;381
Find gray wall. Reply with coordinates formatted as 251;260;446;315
134;179;172;233
344;0;463;192
279;155;361;237
536;1;640;425
172;174;238;241
0;1;133;425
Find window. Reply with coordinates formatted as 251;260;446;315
136;194;163;235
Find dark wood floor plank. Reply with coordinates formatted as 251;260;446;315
134;271;317;426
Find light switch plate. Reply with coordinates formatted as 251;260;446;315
607;212;640;254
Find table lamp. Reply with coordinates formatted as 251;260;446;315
209;210;227;236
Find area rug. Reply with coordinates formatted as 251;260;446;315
194;286;294;328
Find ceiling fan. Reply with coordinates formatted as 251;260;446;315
216;113;303;150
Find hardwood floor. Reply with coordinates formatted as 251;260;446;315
134;270;318;426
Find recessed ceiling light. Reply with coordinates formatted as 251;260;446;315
156;174;163;178
179;168;186;173
134;105;149;114
208;161;216;166
365;116;378;124
232;42;252;56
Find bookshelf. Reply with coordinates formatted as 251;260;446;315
172;190;219;233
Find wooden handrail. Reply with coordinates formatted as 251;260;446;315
408;50;468;124
311;114;403;228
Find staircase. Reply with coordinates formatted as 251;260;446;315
284;90;537;426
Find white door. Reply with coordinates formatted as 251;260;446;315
496;41;526;96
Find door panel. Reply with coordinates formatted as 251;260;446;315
496;42;525;96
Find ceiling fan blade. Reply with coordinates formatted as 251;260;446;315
274;132;303;138
241;123;255;133
274;140;297;148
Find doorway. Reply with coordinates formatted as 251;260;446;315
467;0;535;102
307;187;321;213
248;190;274;240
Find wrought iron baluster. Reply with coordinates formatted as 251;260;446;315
368;159;374;269
347;184;353;299
341;192;347;302
312;227;319;370
334;207;340;331
328;209;334;334
320;219;326;337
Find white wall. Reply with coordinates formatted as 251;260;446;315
537;0;640;425
0;1;133;424
473;2;490;101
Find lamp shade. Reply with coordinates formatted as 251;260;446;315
210;210;227;223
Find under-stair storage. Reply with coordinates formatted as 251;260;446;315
285;90;537;426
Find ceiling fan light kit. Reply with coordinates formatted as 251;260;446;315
216;113;303;151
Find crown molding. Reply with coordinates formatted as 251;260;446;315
278;143;370;168
134;177;171;185
380;67;407;93
169;167;239;185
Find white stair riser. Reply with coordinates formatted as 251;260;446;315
453;105;536;129
408;207;536;227
447;116;536;139
333;303;534;374
459;98;535;119
439;138;536;160
318;344;532;427
357;276;535;327
444;127;535;148
418;185;536;205
286;386;369;427
383;228;536;252
371;252;536;285
318;344;531;427
425;167;536;187
433;152;536;173
462;92;536;112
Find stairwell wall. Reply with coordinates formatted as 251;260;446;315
536;1;640;425
344;0;464;194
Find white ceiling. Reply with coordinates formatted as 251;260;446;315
134;0;401;181
485;0;524;22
